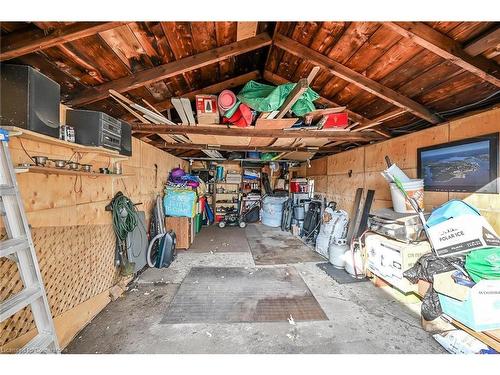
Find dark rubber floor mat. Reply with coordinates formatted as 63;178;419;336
189;225;250;253
316;262;368;284
161;266;328;323
246;224;324;265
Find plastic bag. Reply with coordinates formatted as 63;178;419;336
237;80;319;117
465;247;500;283
404;253;464;321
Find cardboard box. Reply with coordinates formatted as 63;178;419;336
196;95;219;124
433;271;471;300
365;233;431;293
426;214;500;257
165;216;193;250
435;276;500;332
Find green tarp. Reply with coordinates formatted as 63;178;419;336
236;80;319;117
465;247;500;283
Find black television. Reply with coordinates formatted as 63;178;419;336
417;133;499;194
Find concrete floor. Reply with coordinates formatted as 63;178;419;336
65;224;445;354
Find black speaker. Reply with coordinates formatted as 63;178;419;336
0;64;60;138
120;120;132;156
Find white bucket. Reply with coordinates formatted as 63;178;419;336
390;179;424;213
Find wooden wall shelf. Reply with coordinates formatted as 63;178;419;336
16;165;134;178
2;126;129;164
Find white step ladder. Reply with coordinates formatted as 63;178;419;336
0;130;60;353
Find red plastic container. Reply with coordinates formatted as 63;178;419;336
290;178;308;193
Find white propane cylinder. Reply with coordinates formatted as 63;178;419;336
343;249;364;278
329;244;348;269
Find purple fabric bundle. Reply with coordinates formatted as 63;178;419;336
169;167;186;184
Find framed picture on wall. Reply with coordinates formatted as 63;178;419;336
417;133;499;194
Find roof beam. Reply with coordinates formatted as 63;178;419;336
464;27;500;58
263;70;369;124
0;22;125;61
386;22;500;88
352;108;407;132
122;70;261;122
131;124;384;142
150;141;342;154
274;33;441;124
67;32;272;107
237;22;258;41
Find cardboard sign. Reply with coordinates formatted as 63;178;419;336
426;215;500;257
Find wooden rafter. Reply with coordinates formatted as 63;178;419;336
0;22;125;61
464;27;500;58
263;70;369;124
273;33;441;124
151;141;342;154
121;70;261;122
352;108;407;132
386;22;500;88
131;124;384;142
237;22;258;41
67;32;272;107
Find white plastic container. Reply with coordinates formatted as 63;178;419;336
329;244;348;269
389;179;424;213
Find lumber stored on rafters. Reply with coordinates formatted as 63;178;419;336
352;108;407;132
131;124;384;141
151;141;342;154
274;34;441;124
67;33;272;107
263;70;369;124
0;22;125;61
121;70;261;122
386;22;500;88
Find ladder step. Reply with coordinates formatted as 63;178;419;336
0;185;17;196
0;236;29;258
0;286;42;321
19;332;55;354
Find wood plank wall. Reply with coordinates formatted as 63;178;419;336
0;136;187;350
307;107;500;231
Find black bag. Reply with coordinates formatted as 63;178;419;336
244;205;260;223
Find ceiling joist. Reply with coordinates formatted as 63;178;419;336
273;33;441;124
152;141;341;154
131;124;384;142
386;22;500;88
464;26;500;58
0;22;125;61
66;32;272;107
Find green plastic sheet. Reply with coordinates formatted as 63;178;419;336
465;247;500;283
237;80;319;117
